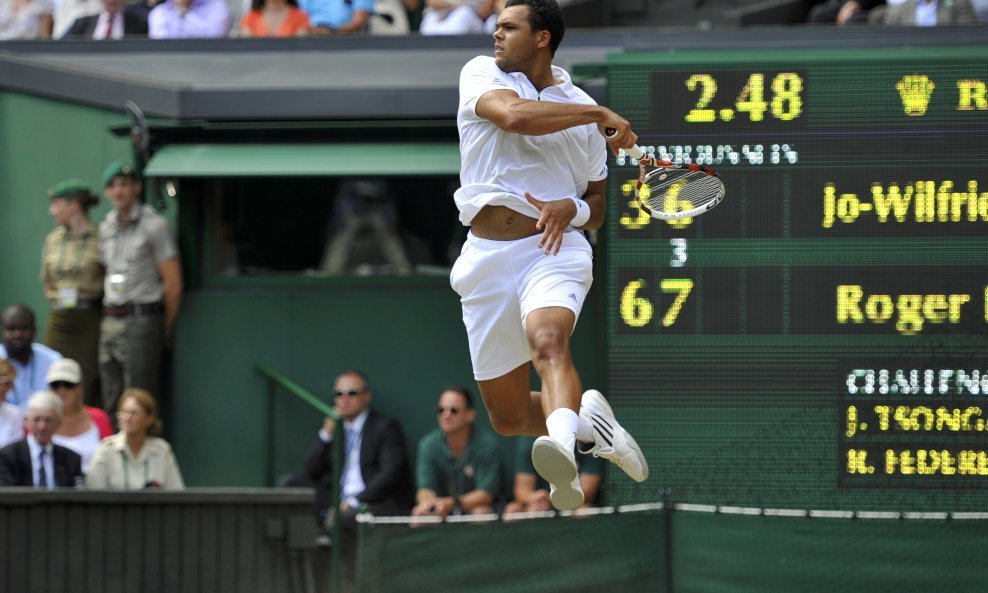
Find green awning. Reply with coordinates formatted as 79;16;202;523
143;143;461;177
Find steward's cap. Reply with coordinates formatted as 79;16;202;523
48;179;94;201
101;160;139;188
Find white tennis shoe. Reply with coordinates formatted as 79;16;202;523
531;436;585;511
579;390;649;482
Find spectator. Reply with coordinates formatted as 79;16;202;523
806;0;884;24
0;304;63;411
882;0;977;24
973;0;987;21
98;161;182;420
503;435;602;513
283;370;412;589
419;0;493;34
411;385;502;518
61;0;149;38
86;388;184;489
0;0;53;39
0;359;23;449
0;391;84;488
47;359;113;473
299;0;372;33
288;370;413;524
40;180;104;406
148;0;230;37
52;0;97;38
239;0;310;36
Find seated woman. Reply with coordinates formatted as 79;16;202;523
240;0;309;37
46;359;113;473
0;0;53;40
86;388;184;490
0;359;23;449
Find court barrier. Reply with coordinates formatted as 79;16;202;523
0;488;319;593
356;503;988;593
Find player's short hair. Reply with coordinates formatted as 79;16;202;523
505;0;565;57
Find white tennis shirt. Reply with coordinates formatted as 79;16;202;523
454;56;609;226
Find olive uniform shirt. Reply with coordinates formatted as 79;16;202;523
40;222;104;307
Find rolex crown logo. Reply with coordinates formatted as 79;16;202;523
896;75;935;116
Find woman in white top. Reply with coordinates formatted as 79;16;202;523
0;359;24;449
86;388;185;490
47;359;114;473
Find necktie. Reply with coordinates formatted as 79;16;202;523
341;427;357;500
344;427;358;465
104;12;115;39
38;450;48;488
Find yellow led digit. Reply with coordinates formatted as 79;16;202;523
684;74;717;123
771;73;803;121
659;279;693;327
735;73;767;122
620;280;654;328
618;179;651;230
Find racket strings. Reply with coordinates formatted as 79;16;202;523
639;171;722;213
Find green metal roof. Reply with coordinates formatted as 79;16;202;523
143;143;462;177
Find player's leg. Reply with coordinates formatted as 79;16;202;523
521;235;649;487
476;363;547;437
524;306;585;510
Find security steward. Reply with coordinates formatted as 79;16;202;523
41;180;105;407
97;161;182;421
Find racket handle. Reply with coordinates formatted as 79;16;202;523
604;128;646;161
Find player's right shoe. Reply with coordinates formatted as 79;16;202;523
579;389;649;482
531;436;584;511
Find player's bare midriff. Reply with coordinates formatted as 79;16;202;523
469;205;541;240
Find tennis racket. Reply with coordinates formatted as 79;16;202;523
605;129;726;220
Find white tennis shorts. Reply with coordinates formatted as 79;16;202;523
450;231;593;381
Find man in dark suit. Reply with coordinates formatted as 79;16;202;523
62;0;149;39
295;370;413;526
0;391;83;488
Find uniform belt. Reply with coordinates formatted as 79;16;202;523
52;299;103;311
104;302;164;317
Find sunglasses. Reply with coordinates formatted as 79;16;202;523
49;381;79;389
334;388;366;398
437;407;461;415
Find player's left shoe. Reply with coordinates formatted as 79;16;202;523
578;389;649;482
531;436;584;511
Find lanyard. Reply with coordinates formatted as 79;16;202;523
55;231;92;281
119;450;150;489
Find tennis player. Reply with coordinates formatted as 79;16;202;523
451;0;647;511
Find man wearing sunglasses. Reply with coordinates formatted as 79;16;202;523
291;370;414;528
412;386;502;518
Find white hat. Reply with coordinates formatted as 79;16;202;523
46;359;82;384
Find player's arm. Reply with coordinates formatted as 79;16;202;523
476;89;636;149
580;178;607;231
526;177;606;255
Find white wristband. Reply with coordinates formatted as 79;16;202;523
569;197;591;228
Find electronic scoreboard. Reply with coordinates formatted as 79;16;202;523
604;47;988;511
